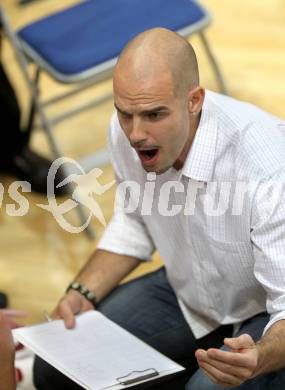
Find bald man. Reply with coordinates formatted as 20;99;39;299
34;29;285;390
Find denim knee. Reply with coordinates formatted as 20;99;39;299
185;368;226;390
186;367;285;390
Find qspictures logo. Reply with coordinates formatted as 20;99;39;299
37;157;115;233
0;157;115;233
1;157;283;233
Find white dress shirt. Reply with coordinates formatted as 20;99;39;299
98;90;285;339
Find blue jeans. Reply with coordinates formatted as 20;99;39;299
33;268;285;389
186;312;285;390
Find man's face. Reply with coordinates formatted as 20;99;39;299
113;69;194;174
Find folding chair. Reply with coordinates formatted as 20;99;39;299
0;0;228;239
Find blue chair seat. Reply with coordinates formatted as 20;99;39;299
18;0;208;81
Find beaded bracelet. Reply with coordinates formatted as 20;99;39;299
66;281;97;308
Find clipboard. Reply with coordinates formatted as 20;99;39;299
116;368;159;386
13;311;185;390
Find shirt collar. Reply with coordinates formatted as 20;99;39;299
180;91;218;182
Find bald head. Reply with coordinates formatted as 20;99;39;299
114;28;199;97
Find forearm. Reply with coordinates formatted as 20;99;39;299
0;362;16;390
0;313;15;390
71;249;141;302
255;319;285;376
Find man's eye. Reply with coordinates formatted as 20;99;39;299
148;112;160;120
120;112;131;120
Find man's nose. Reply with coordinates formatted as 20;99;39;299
129;118;147;145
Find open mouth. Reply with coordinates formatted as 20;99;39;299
138;148;159;165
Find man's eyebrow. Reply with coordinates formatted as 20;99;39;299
114;103;169;116
140;106;169;115
114;103;131;116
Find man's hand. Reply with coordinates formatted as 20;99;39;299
0;309;27;329
52;289;94;329
195;334;259;388
51;250;140;329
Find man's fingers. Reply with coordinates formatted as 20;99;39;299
196;349;253;381
57;302;76;329
50;292;93;329
1;309;27;318
224;334;254;350
0;309;27;329
82;301;95;312
201;347;252;368
199;361;242;387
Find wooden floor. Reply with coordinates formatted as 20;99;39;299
0;0;284;324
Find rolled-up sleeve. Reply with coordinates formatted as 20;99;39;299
97;208;155;260
97;113;155;261
250;169;285;335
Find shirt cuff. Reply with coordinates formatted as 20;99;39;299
262;311;285;336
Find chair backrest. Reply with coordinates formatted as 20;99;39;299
17;0;210;83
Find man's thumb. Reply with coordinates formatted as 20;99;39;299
224;334;254;350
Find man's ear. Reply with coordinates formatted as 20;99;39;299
188;86;205;115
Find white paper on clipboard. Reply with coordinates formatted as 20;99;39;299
13;311;184;389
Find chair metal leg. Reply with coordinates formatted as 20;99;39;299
27;92;97;240
25;67;40;134
1;7;96;239
40;115;96;240
198;31;229;95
